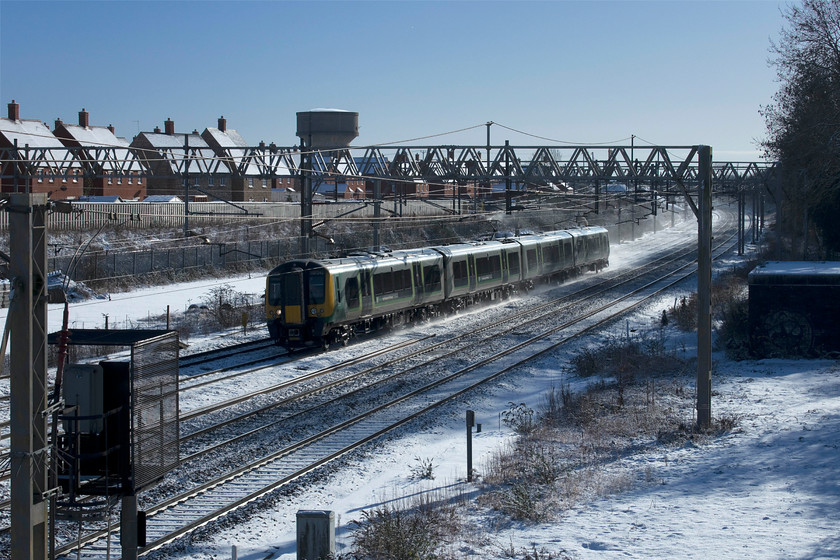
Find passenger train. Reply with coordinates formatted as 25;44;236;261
265;226;610;349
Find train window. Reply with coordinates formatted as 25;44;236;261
508;253;520;275
269;271;301;306
345;277;360;309
544;245;560;265
476;257;490;278
476;255;502;280
564;242;572;260
526;249;538;271
453;260;468;287
267;277;283;306
423;265;441;292
308;270;326;304
397;269;411;293
373;271;391;294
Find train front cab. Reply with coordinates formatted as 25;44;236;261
266;261;333;347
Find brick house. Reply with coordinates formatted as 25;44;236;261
201;116;270;202
0;100;83;199
54;109;147;200
130;118;232;200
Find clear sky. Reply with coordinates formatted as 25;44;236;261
1;0;785;161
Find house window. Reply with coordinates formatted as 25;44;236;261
248;178;254;188
194;176;199;186
73;170;79;183
37;169;43;183
117;174;122;184
128;175;133;184
262;179;268;189
108;174;113;184
220;177;226;187
208;175;214;187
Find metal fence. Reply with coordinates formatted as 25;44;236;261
51;238;300;287
0;199;455;231
131;331;180;492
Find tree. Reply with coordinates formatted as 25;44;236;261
762;0;840;257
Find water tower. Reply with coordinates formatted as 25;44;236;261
296;109;358;148
296;110;359;255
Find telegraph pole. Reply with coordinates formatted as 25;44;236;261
697;146;713;429
9;193;50;560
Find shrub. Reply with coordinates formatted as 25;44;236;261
349;491;462;560
502;402;536;434
409;456;436;481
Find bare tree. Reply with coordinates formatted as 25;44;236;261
762;0;840;257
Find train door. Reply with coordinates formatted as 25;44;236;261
275;267;304;324
360;269;373;316
468;254;477;291
412;262;423;304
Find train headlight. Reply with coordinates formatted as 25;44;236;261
275;309;282;317
311;308;317;316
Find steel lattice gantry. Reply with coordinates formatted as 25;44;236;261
1;143;777;191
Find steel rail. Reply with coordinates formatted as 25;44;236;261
53;226;739;559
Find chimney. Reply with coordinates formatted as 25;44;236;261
107;124;115;134
79;108;89;128
8;100;19;121
55;118;63;130
218;115;226;132
164;118;175;135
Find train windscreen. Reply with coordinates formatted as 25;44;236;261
308;270;326;305
268;271;303;306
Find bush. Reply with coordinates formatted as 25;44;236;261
349;491;462;560
409;456;436;481
502;402;536;434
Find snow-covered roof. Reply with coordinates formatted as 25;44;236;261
136;132;222;175
143;195;183;203
203;127;261;176
749;261;840;277
203;127;249;148
79;195;124;203
0;118;81;171
0;118;64;148
59;124;145;172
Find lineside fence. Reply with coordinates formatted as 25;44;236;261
0;199;455;231
51;237;300;291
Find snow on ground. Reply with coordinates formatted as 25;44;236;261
0;273;268;353
5;218;839;559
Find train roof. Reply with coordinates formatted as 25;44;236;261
268;226;610;276
748;261;840;285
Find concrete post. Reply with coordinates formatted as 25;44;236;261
296;510;335;560
9;193;49;560
697;146;713;429
121;494;138;560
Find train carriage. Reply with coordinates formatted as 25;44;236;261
266;226;610;349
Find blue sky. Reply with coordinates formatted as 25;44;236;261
1;0;785;161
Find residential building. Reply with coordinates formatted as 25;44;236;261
130;118;231;199
54;109;147;200
0;100;82;199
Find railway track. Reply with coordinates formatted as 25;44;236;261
0;213;737;523
46;218;740;558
